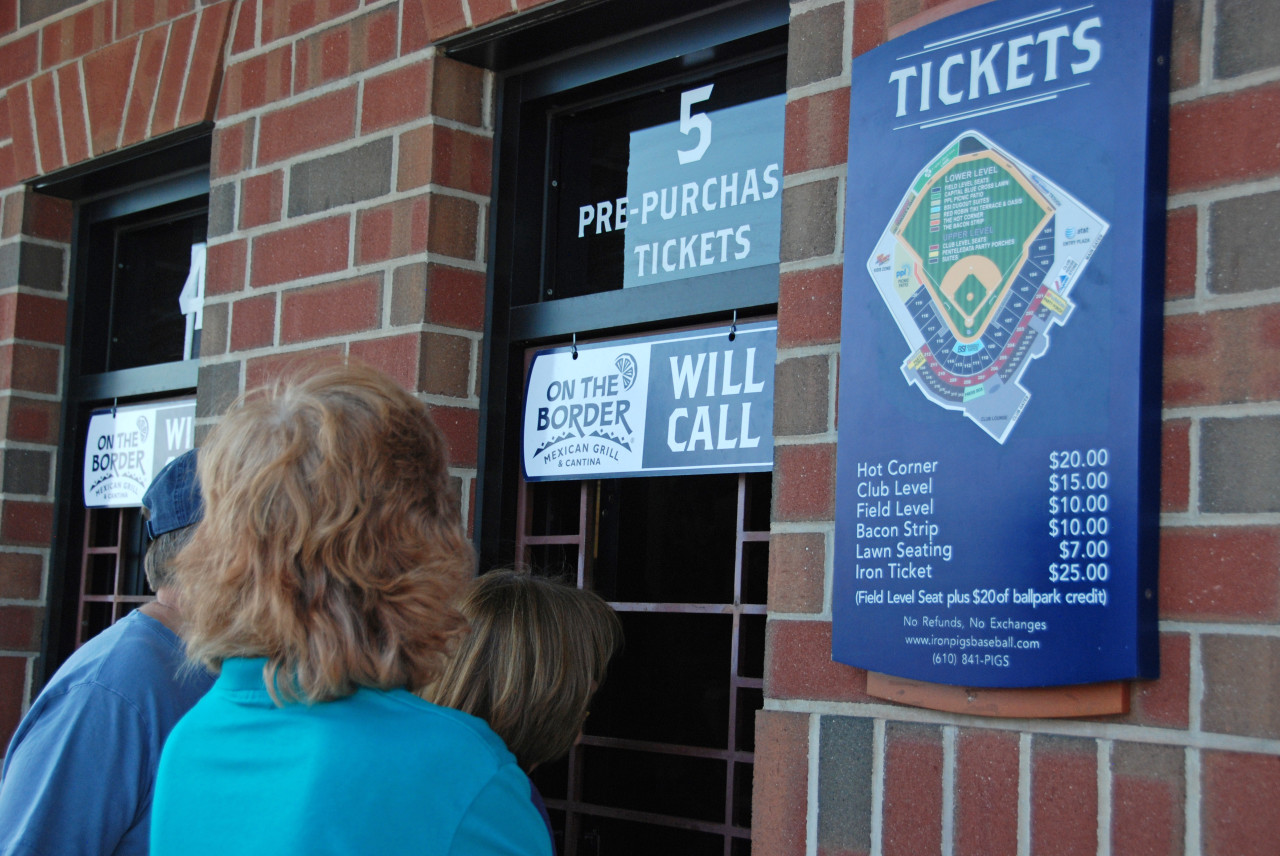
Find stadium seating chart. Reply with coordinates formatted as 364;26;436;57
865;131;1108;443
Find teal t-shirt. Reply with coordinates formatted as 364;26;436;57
151;658;552;856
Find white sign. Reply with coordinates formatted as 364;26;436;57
83;400;196;508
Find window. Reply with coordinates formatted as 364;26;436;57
40;134;209;667
449;3;788;851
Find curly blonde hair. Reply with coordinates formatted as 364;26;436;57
175;361;473;703
424;571;622;771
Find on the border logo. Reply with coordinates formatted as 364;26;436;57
530;352;640;469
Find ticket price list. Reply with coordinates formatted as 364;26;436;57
1047;448;1111;586
851;459;953;605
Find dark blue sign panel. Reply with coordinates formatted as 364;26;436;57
523;322;775;481
833;0;1168;687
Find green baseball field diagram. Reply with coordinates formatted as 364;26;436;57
898;150;1051;343
865;131;1109;443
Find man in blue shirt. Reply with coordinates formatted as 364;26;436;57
0;450;213;856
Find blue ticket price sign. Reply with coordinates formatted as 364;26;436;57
832;0;1169;687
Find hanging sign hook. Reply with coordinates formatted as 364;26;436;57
571;332;578;360
729;310;737;342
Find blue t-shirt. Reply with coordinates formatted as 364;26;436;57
151;658;553;856
0;611;213;856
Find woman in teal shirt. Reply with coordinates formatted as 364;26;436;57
151;363;551;856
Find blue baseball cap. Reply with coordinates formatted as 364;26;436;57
142;449;203;540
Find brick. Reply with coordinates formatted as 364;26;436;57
399;125;494;195
219;45;293;115
195;360;241;418
355;197;428;266
752;711;809;856
765;619;869;702
1201;416;1280;513
0;656;26;753
206;237;248;295
427;404;479;468
230;0;258;54
817;716;872;856
1124;632;1190;729
0;32;37;90
1170;0;1202;90
954;730;1019;856
200;301;228;356
260;0;359;43
55;64;90;166
229;293;276;351
1111;742;1184;856
431;57;486;129
212;119;254;178
1168;84;1280;193
0;292;67;344
1201;634;1280;739
244;346;343;389
1031;735;1097;856
5;396;59;444
470;0;514;27
789;3;845;86
0;343;61;394
280;275;381;344
426;194;479;260
118;0;197;37
778;265;842;348
1215;0;1280;79
178;1;235;127
1164;206;1196;301
121;26;168;147
1;500;53;547
1209;190;1280;296
289;138;392;218
785;88;849;175
362;60;431;133
767;531;825;614
1162;306;1280;407
401;0;468;54
775;355;829;437
239;170;284;229
1161;418;1190;513
425;263;485;330
83;38;139;156
781;179;839;262
852;0;888;58
350;334;420;391
0;241;65;291
418;331;471;397
250;216;350;288
3;448;51;495
6;84;38;182
257;87;358;165
882;723;942;856
207;182;236;238
41;3;113;67
390;262;428;325
0;551;43;599
774;442;836;521
1159;526;1280;621
1202;751;1280;856
31;72;64;174
152;12;197;135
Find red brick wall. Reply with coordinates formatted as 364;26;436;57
759;0;1280;854
1;1;1277;854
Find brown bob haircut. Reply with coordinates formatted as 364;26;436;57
425;571;622;771
175;361;473;703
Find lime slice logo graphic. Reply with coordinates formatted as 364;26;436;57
615;353;638;391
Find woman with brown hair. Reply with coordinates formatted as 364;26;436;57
424;570;623;848
150;363;551;856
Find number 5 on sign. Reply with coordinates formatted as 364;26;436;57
677;85;714;164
